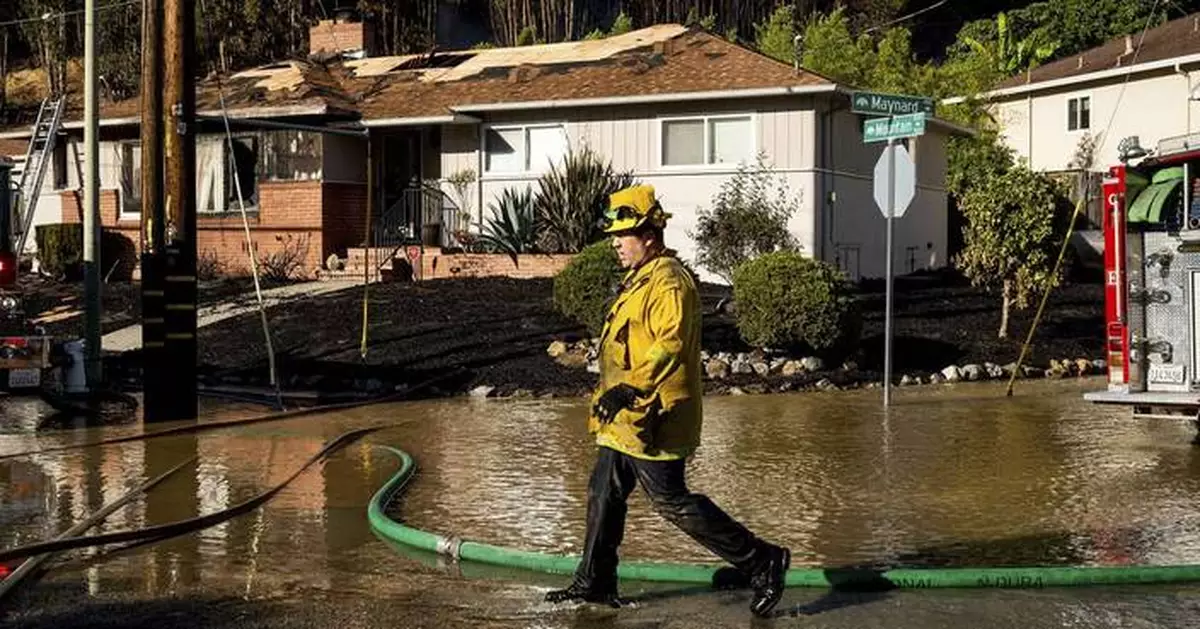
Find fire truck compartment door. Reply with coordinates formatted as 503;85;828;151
1128;167;1184;223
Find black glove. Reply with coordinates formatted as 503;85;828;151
593;383;643;424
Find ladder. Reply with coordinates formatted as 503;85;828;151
12;96;66;256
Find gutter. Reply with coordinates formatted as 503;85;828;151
449;84;839;112
942;52;1200;104
362;114;480;127
0;104;331;139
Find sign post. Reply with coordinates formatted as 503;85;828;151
870;125;919;408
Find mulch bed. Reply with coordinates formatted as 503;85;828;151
12;269;1105;399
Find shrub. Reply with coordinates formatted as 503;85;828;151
35;223;137;281
553;239;623;336
259;234;311;281
732;251;859;352
689;153;801;284
477;186;537;264
534;145;635;254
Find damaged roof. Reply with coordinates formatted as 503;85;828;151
2;25;834;136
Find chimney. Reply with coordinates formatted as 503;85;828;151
309;7;378;59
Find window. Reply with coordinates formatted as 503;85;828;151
197;135;259;213
52;142;68;189
119;142;141;218
1068;96;1090;131
661;115;754;167
483;124;567;174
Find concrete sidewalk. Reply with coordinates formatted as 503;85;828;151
102;279;361;352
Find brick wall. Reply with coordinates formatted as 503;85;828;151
309;19;377;56
419;248;574;280
321;182;368;260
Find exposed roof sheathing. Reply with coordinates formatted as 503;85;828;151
1;25;835;135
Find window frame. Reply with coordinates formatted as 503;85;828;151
657;112;757;170
118;140;142;221
481;122;569;177
1067;94;1092;133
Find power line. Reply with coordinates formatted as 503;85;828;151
0;0;139;30
1096;0;1164;157
864;0;953;34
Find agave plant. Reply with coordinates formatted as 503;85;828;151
476;186;538;264
534;145;636;254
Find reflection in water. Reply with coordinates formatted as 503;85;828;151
2;378;1200;608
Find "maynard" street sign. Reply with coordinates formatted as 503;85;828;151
852;90;934;117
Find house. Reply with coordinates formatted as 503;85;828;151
0;16;967;284
950;13;1200;229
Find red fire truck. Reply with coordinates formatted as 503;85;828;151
1085;134;1200;424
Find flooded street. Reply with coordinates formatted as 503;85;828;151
5;379;1200;627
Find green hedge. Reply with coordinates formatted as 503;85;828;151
732;251;860;352
35;223;137;281
553;240;623;336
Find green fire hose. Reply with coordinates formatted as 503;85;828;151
368;446;1200;590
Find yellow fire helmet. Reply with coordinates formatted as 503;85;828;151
603;184;672;234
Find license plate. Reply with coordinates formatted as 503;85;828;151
1148;363;1186;385
7;369;40;389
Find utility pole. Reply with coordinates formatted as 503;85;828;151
83;0;101;388
140;0;167;420
152;0;197;421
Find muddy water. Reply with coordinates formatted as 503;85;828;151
5;379;1200;628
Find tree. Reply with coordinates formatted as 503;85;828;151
609;11;633;36
754;4;797;64
689;153;802;284
797;8;876;87
960;12;1059;76
950;136;1071;338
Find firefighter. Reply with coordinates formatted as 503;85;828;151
544;184;791;618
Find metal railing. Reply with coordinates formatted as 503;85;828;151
373;183;461;255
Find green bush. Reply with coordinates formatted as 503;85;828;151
477;186;538;263
553;240;623;336
732;251;859;352
35;223;138;281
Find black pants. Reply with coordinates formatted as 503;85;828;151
572;446;774;591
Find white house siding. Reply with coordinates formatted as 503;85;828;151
14;138;129;252
438;97;821;283
992;66;1200;172
821;109;949;281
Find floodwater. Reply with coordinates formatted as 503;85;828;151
4;379;1200;628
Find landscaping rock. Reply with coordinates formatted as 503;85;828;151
770;358;787;373
1002;362;1019;378
1045;363;1068;378
801;356;825;372
469;385;495;398
705;359;730;380
815;378;837;391
745;383;767;395
729;387;747;396
556;352;589;369
928;373;946;385
731;358;754;375
984;362;1004;379
1075;358;1092;376
752;361;770;377
941;365;962;382
900;374;917;386
546;341;568;358
961;364;985;381
1022;366;1044;378
781;360;804;377
842;360;859;371
1092;359;1107;374
586;360;600;374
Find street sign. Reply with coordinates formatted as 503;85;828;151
863;112;926;143
851;90;934;117
873;144;916;218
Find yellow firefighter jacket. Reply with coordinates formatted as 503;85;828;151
589;252;703;461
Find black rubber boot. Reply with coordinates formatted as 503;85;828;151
749;546;790;618
545;582;626;607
